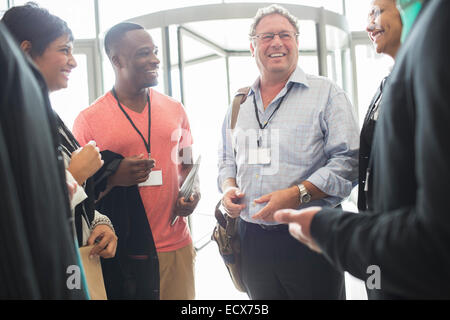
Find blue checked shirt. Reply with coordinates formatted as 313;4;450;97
218;66;359;225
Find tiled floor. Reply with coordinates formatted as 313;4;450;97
195;240;249;300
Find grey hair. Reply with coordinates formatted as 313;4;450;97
249;4;299;38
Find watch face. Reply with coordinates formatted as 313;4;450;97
302;194;312;203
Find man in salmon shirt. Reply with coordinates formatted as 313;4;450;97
73;22;200;300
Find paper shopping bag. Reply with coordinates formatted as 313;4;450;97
79;245;107;300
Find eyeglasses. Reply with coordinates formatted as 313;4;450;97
367;6;381;24
251;31;299;43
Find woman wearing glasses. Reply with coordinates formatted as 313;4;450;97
358;0;402;212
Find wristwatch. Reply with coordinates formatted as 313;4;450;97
297;183;312;204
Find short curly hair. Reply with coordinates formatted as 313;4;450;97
249;4;299;38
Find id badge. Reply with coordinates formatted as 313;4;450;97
139;170;163;187
248;148;271;164
258;148;271;164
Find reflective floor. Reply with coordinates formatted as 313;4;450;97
194;232;368;300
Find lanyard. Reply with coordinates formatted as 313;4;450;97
253;83;293;146
254;83;293;130
112;87;152;158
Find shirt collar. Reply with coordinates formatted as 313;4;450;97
249;65;310;96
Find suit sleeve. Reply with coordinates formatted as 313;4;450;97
310;4;450;299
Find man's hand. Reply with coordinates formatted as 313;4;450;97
222;187;246;218
108;154;155;187
87;224;118;259
251;186;299;222
174;192;201;217
273;207;323;253
68;141;103;185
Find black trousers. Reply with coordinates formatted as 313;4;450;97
239;219;345;300
102;255;160;300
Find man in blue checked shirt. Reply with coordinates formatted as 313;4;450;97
217;4;359;300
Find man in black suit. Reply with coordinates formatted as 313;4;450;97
274;0;450;299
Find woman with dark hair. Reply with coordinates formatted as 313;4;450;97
2;2;118;258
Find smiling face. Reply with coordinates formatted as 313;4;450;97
33;33;77;92
116;29;160;89
366;0;402;58
250;13;299;82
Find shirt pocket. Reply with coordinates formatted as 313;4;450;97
276;126;316;166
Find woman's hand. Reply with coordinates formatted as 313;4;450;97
67;141;103;185
87;224;118;259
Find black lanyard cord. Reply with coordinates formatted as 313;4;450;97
253;83;294;130
112;87;151;156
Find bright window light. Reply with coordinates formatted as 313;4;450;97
13;0;96;39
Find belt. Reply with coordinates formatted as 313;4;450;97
128;255;149;260
241;219;288;232
257;223;288;232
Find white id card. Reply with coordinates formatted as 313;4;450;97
139;170;163;187
248;148;271;165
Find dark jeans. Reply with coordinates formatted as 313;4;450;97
239;219;345;300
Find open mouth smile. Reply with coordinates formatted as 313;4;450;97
268;53;286;58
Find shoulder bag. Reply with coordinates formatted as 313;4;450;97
211;87;250;293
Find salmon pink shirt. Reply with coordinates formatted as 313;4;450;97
73;89;193;252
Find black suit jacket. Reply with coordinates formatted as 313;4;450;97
310;0;450;299
94;150;160;300
0;23;86;299
358;77;386;211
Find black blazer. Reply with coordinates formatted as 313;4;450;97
0;23;86;299
93;150;160;300
358;77;387;211
310;0;450;299
358;77;387;299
